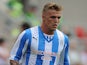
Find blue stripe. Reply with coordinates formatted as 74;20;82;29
50;56;55;65
35;26;45;65
64;35;69;65
25;29;32;65
50;31;59;65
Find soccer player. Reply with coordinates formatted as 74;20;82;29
9;2;70;65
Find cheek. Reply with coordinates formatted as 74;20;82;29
48;19;55;24
47;20;53;25
48;18;54;22
45;18;54;26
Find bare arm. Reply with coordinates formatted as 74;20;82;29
10;60;19;65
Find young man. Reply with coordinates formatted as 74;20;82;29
9;2;70;65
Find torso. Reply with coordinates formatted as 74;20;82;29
22;26;65;65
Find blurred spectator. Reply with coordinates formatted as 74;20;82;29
69;37;82;65
20;22;31;32
0;38;9;65
75;26;85;38
81;47;87;65
25;4;41;26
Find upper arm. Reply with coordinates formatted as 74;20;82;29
9;29;31;63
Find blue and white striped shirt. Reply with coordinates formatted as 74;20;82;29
9;26;70;65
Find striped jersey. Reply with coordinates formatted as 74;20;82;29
9;26;70;65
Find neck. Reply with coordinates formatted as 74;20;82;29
41;24;55;35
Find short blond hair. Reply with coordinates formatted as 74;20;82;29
43;2;63;12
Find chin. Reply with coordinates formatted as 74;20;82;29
50;28;56;31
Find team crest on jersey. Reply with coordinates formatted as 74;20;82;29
41;55;52;61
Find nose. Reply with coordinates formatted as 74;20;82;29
54;18;59;23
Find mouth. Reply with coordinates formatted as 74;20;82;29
53;24;58;28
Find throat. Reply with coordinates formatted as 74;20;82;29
41;26;55;35
46;30;54;35
43;33;54;42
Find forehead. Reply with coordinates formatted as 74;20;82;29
44;10;62;16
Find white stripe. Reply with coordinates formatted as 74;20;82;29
21;54;27;65
68;55;70;64
9;31;26;61
42;41;52;65
28;26;39;65
54;30;64;65
57;30;64;54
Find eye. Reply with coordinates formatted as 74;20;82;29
50;16;56;19
58;16;61;19
50;16;61;19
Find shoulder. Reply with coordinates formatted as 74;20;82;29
56;29;64;37
64;34;69;45
29;26;38;31
24;26;38;34
22;26;39;38
56;29;69;44
56;29;69;38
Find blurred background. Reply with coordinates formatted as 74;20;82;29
0;0;87;65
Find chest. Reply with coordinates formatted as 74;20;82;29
27;26;64;57
29;36;64;57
